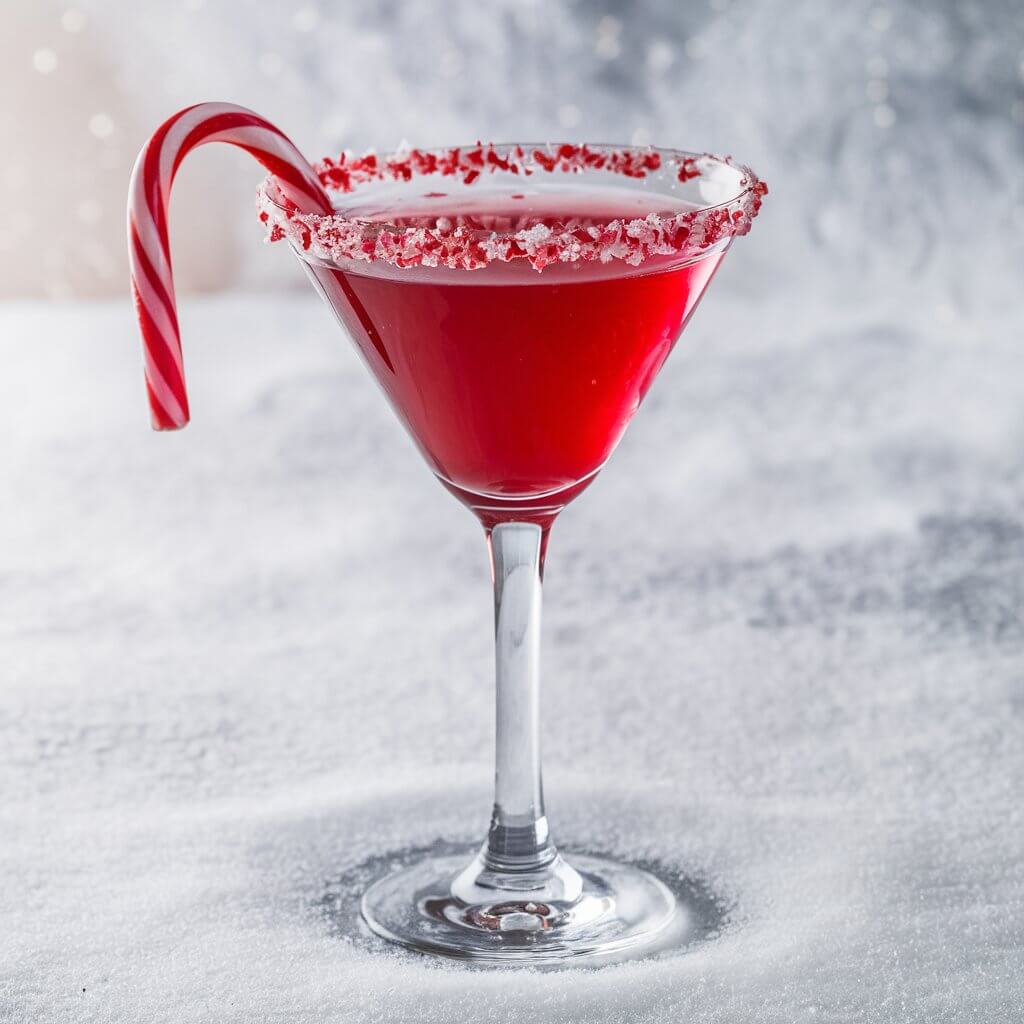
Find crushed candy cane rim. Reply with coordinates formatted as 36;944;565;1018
257;142;767;272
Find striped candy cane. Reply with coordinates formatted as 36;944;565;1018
127;103;333;430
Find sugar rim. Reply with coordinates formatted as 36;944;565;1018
257;142;767;272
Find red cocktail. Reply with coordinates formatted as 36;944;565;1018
304;194;720;528
261;145;762;542
257;144;765;963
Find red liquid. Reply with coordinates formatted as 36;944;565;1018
304;189;724;526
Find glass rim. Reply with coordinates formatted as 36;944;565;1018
258;141;767;272
264;142;762;220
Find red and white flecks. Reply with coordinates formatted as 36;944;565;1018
257;143;767;273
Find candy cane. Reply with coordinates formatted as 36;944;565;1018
127;103;333;430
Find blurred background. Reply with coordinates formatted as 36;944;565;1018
4;0;1022;310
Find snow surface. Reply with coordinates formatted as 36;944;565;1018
1;271;1022;1020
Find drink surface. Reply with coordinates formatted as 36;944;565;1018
339;183;701;236
304;184;724;516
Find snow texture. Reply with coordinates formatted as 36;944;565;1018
1;276;1023;1021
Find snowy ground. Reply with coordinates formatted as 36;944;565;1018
1;281;1022;1021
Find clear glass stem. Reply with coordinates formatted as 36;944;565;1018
361;520;681;955
450;521;583;909
485;522;553;872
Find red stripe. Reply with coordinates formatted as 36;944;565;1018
172;112;330;211
145;378;180;431
242;146;328;206
171;111;278;175
142;105;200;263
129;221;180;339
132;280;189;421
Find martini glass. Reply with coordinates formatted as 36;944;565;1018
260;143;765;965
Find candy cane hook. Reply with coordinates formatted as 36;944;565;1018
127;102;332;430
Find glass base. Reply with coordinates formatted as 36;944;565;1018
361;848;685;966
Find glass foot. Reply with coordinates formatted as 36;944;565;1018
361;848;686;965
